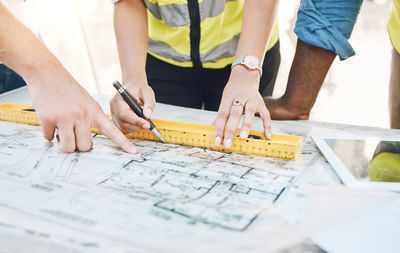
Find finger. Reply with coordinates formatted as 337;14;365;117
55;128;60;143
213;99;232;146
42;121;56;142
110;115;122;130
120;112;150;132
119;122;142;134
259;107;272;139
74;122;93;152
114;97;150;130
240;102;256;139
57;124;76;153
110;98;125;131
223;103;244;148
94;113;138;154
141;86;156;118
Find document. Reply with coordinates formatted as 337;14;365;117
1;87;399;252
0;120;320;252
312;196;400;253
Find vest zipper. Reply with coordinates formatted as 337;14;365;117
187;0;202;68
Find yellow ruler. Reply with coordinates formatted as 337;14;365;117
0;103;302;160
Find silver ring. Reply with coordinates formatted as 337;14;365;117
233;100;243;106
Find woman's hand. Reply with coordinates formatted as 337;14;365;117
110;80;156;134
213;67;271;149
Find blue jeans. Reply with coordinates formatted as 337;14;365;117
295;0;363;60
0;64;27;94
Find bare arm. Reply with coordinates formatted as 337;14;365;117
0;3;137;154
0;3;56;83
110;0;156;133
264;39;336;120
213;0;278;148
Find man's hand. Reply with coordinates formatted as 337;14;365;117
28;68;138;154
110;81;155;134
262;39;336;121
0;3;138;154
263;97;310;120
213;67;271;149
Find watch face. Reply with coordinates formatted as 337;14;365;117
243;56;260;70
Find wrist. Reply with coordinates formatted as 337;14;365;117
276;96;311;119
16;50;58;84
232;55;262;76
123;76;148;89
230;65;260;87
24;57;67;89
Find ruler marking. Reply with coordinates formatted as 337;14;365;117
0;103;302;160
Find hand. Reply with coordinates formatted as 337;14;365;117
28;68;138;154
213;67;271;149
110;80;155;134
263;97;310;120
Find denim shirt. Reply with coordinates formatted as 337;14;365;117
295;0;363;60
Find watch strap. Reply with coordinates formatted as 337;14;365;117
232;57;245;68
231;56;262;76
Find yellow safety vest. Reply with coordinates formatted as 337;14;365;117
145;0;279;68
389;0;400;53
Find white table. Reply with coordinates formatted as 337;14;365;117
0;87;399;253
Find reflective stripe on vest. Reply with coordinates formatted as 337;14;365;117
144;0;237;27
147;0;279;68
149;33;239;63
149;38;191;62
389;0;400;53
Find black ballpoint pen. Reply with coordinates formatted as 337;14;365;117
113;80;165;143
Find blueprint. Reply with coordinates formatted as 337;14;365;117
2;88;400;252
0;120;320;252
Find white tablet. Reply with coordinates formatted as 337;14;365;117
312;136;400;191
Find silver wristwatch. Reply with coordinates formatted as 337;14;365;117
231;55;262;76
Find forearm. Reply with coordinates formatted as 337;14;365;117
235;0;278;61
0;3;139;154
0;4;62;86
264;39;336;120
263;0;362;120
230;0;278;88
283;39;335;114
114;0;148;85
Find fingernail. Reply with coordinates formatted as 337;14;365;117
215;136;221;146
145;109;152;118
224;138;232;149
240;130;248;139
142;123;150;129
267;133;272;139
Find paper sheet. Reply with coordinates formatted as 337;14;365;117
1;87;400;252
312;196;400;253
0;120;321;252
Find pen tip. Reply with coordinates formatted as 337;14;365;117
152;128;165;143
158;134;166;143
113;80;122;89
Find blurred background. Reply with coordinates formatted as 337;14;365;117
3;0;394;128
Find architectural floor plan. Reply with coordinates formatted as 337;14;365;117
0;120;320;252
2;88;400;252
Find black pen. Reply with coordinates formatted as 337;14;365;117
113;80;165;143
